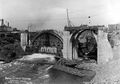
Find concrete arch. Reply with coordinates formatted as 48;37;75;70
70;29;97;61
31;30;63;57
70;29;96;42
32;30;63;44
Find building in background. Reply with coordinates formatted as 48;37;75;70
0;19;21;47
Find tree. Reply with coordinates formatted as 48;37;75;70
0;43;25;62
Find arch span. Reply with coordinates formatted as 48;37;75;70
32;30;63;57
32;30;63;44
70;29;97;61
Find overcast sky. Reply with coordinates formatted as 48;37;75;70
0;0;120;31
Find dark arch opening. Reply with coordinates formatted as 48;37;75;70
32;31;63;57
71;29;97;61
32;30;63;44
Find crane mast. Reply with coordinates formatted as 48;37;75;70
66;9;73;27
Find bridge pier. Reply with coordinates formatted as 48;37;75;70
20;31;28;51
63;31;72;60
97;27;113;65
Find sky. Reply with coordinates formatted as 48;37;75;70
0;0;120;31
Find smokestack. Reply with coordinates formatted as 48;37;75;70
1;19;4;26
8;22;9;27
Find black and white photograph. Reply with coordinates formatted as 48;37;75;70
0;0;120;84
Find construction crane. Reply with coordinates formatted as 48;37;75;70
66;9;74;27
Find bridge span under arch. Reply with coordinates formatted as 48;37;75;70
32;30;63;57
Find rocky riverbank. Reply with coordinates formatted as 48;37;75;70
81;58;120;84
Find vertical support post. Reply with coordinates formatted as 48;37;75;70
21;31;28;51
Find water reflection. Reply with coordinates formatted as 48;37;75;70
49;68;85;84
0;62;93;84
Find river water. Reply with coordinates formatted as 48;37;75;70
0;61;94;84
